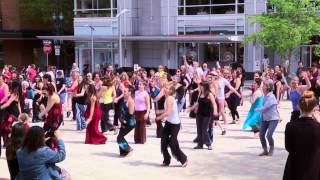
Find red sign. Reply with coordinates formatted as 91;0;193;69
43;44;52;55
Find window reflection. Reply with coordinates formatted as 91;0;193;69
179;0;244;15
75;0;117;17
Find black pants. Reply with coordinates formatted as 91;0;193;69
100;103;114;132
71;97;77;120
228;101;239;121
156;112;164;138
290;110;300;122
196;115;211;147
161;122;187;165
117;120;135;156
113;102;122;126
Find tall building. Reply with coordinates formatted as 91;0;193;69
38;0;317;73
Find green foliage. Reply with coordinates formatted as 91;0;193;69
244;0;320;61
20;0;74;31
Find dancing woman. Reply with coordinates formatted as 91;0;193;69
215;70;241;126
283;71;311;122
99;78;116;132
134;81;150;144
113;76;125;128
153;80;166;138
84;84;107;144
117;86;136;156
226;70;242;124
39;84;63;135
255;80;280;156
191;81;218;150
0;82;23;150
156;83;188;167
74;78;88;131
243;78;264;137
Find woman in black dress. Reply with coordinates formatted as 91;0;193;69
283;91;320;180
226;70;242;124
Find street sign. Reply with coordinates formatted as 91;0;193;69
54;45;61;56
43;40;52;55
43;45;52;55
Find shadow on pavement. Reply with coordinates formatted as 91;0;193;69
92;152;120;158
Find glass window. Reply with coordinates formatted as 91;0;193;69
238;4;244;13
238;0;244;3
179;0;184;6
186;0;210;5
186;27;210;34
97;0;111;9
75;0;117;17
178;7;185;15
211;5;235;14
186;6;210;15
211;0;235;4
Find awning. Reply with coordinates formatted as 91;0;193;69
36;35;244;42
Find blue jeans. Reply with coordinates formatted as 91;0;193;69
76;103;87;130
59;92;67;104
259;120;278;149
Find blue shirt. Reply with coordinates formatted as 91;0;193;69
255;92;280;121
16;140;66;180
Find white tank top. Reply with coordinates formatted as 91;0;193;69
165;97;180;124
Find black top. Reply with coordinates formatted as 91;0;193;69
56;78;66;94
197;94;212;117
115;86;124;104
273;80;280;96
76;86;86;105
157;96;166;110
283;117;320;180
7;100;19;117
310;77;320;99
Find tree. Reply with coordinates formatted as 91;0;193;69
244;0;320;73
20;0;74;32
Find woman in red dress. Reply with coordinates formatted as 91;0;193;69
39;83;63;149
84;84;107;144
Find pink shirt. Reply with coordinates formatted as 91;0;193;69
135;90;148;111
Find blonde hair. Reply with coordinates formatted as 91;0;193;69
165;82;176;96
19;113;29;124
299;91;317;113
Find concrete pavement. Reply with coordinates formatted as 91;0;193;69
0;100;290;180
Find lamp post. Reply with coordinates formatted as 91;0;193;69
86;25;95;72
116;9;130;68
52;11;64;69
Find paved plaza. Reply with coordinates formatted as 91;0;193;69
0;100;290;180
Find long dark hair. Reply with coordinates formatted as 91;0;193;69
6;123;26;160
86;84;96;103
22;126;45;153
11;81;24;111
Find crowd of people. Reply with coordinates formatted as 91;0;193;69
1;56;320;179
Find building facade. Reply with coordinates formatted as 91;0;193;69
69;0;315;74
